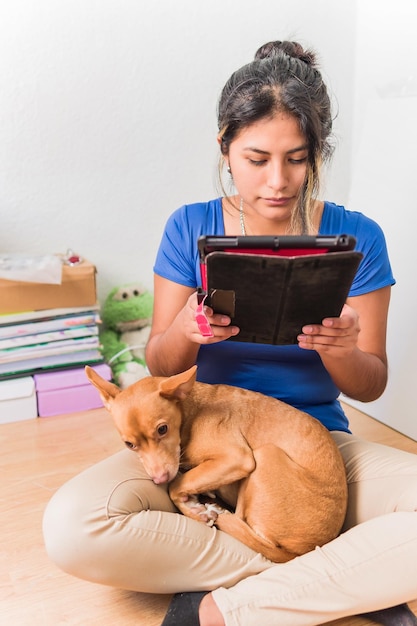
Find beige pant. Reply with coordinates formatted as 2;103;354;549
43;432;417;625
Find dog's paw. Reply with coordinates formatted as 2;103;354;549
180;494;210;521
175;493;230;526
203;502;228;526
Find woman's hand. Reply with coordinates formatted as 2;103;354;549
146;277;240;377
296;287;391;401
297;303;360;358
185;292;240;344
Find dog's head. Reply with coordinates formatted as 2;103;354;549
85;365;197;484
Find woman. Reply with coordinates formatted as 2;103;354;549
43;41;417;626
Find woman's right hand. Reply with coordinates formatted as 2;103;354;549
184;291;240;344
146;278;240;376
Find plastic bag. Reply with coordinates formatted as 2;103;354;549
0;254;63;284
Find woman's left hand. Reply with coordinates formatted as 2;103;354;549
297;303;360;358
297;287;390;401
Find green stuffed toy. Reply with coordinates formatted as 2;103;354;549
100;282;153;388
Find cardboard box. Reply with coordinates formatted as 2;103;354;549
0;258;97;314
0;376;38;424
34;363;112;417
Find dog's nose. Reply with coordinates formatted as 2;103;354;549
152;472;171;485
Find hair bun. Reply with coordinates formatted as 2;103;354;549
254;40;317;67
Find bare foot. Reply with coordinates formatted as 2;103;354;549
199;593;226;626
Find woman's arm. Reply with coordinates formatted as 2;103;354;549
145;274;239;377
297;286;391;402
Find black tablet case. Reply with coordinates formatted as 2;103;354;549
202;249;363;345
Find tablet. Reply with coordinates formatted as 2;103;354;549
198;234;356;256
197;234;363;345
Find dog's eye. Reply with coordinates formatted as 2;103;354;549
124;441;137;450
157;424;168;437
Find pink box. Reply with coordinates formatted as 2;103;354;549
34;363;112;417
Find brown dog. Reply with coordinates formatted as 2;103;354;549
86;364;348;563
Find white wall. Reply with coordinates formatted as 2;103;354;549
6;2;415;438
0;0;355;302
344;0;417;439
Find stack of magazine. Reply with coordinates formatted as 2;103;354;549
0;305;103;379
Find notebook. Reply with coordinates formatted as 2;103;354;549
197;235;363;345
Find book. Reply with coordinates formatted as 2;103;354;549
0;314;100;339
0;303;103;379
0;349;103;379
203;250;363;345
0;303;100;326
0;336;101;363
0;325;99;349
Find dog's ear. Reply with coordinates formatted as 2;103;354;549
85;365;121;410
159;365;197;401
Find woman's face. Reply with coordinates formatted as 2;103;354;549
226;113;309;231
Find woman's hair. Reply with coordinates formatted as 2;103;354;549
218;40;334;234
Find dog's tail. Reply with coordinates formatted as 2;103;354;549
215;513;296;563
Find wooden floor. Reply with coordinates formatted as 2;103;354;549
1;402;416;626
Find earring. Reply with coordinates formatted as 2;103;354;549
227;165;232;174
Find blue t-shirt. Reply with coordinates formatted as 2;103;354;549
154;198;395;432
